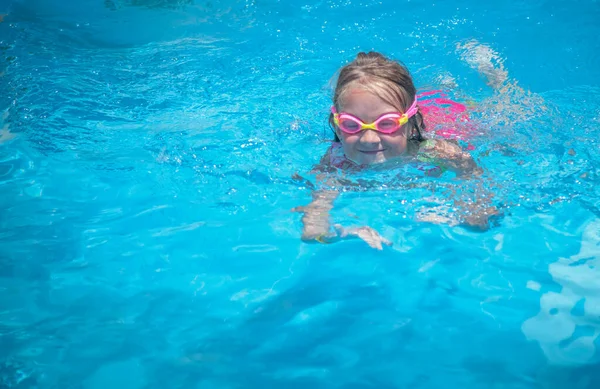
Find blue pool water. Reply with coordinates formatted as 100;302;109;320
1;0;600;387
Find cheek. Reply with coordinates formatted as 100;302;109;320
381;134;408;153
338;131;359;145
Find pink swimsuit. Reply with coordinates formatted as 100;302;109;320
417;90;476;149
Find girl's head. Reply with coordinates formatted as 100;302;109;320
329;51;425;165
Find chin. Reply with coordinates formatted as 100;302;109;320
355;153;388;165
357;152;410;167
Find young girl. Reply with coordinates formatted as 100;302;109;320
293;51;498;249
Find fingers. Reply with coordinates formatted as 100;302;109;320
333;224;345;237
372;240;383;250
315;224;392;250
355;227;392;250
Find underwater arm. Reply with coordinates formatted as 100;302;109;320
418;139;482;177
418;139;500;230
291;149;392;249
292;186;392;249
292;183;340;243
291;149;341;243
291;174;391;249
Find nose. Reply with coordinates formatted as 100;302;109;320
359;129;381;146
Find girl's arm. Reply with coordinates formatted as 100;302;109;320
292;150;391;249
417;139;500;230
291;148;341;243
417;139;482;177
292;183;340;243
292;185;391;249
292;150;339;243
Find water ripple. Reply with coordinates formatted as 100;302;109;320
1;0;600;387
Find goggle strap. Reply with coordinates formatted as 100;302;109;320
404;97;419;118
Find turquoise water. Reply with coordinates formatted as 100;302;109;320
1;0;600;387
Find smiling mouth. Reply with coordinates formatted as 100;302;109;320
359;149;385;154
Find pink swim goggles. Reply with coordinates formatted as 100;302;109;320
331;97;419;135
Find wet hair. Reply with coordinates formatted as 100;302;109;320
328;51;426;152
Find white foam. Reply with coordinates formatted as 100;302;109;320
521;218;600;366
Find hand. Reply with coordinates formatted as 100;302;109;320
334;224;392;250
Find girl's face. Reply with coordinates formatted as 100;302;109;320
335;87;409;165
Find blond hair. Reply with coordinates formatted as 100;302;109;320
329;52;425;148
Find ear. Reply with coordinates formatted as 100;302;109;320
416;112;425;129
407;116;423;140
334;124;347;142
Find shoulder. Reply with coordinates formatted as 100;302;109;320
417;139;482;176
419;138;466;158
310;142;343;174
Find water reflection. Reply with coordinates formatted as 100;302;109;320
104;0;193;10
522;218;600;366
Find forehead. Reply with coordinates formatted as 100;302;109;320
338;87;397;121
